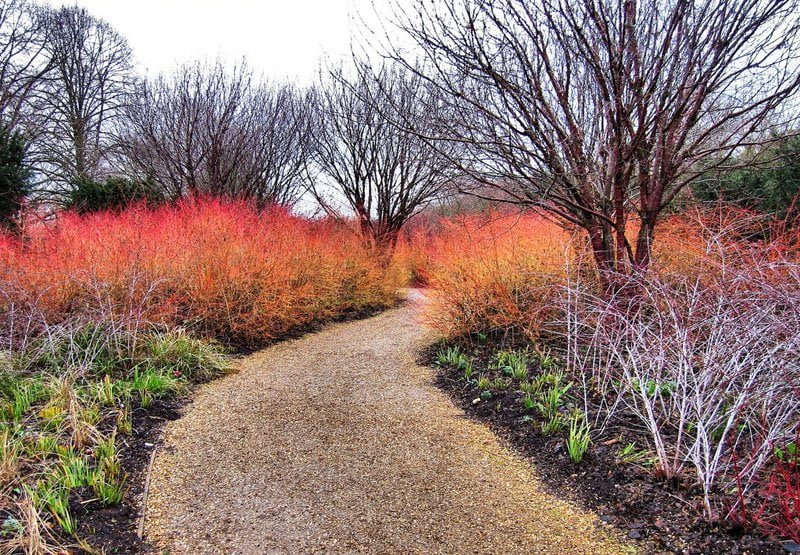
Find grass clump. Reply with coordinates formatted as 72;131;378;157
0;319;230;548
566;412;591;463
145;329;229;382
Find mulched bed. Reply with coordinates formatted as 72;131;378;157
425;341;789;555
72;397;187;554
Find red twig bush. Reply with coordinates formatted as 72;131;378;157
0;198;403;348
421;211;574;343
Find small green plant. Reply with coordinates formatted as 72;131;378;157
476;374;491;391
566;412;591;463
521;395;536;411
462;360;474;381
540;414;565;435
94;432;121;477
56;453;92;488
89;470;126;504
28;482;76;535
116;407;132;435
95;374;117;406
128;366;183;407
774;441;800;464
537;349;559;370
436;345;474;382
519;380;541;396
533;368;567;389
146;329;228;382
493;349;529;380
24;433;59;460
436;345;464;367
616;442;652;465
1;377;46;421
487;377;511;390
534;380;571;421
631;378;677;398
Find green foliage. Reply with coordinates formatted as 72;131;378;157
521;394;535;411
436;345;472;377
94;374;117;406
630;378;676;398
533;373;571;421
462;361;474;381
62;322;124;377
90;470;126;504
487;376;510;390
492;349;529;380
540;414;565;435
0;123;30;232
0;375;47;421
56;451;92;488
146;329;229;382
616;442;652;466
66;176;161;214
0;322;228;542
566;412;591;463
519;380;541;396
476;374;491;391
774;441;800;464
94;432;121;477
537;349;559;371
27;482;75;535
127;366;183;408
115;407;132;435
692;133;800;222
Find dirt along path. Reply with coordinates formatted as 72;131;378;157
144;291;635;554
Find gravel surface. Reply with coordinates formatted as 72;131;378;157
145;292;635;554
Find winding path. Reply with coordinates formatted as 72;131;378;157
145;292;634;554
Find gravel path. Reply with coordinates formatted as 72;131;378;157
145;292;634;554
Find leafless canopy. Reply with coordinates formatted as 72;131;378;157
120;61;312;207
0;0;48;129
390;0;800;277
308;64;457;253
31;5;132;197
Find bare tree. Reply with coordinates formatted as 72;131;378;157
32;5;132;198
308;64;456;254
120;61;311;207
390;0;800;281
0;0;49;128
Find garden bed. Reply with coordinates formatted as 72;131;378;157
427;341;788;555
71;397;185;553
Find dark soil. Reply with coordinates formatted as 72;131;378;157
72;397;187;554
425;341;788;555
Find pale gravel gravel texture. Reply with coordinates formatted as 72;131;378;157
145;291;636;554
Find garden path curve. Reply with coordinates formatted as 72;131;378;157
144;291;633;554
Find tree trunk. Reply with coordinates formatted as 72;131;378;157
633;214;656;272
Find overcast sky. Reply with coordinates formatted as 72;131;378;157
40;0;396;83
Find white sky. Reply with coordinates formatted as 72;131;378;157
40;0;397;84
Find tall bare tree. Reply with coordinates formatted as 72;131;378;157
33;5;132;198
120;61;311;207
0;0;47;227
390;0;800;281
0;0;48;128
308;64;456;254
